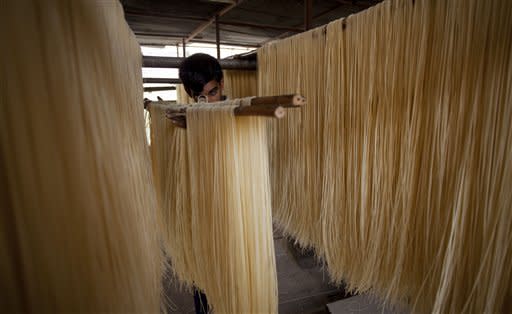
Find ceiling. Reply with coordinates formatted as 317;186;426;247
121;0;383;49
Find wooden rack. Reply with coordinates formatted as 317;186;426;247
145;94;306;129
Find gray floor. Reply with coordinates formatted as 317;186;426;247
162;228;351;313
327;295;409;314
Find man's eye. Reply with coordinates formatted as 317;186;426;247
208;87;218;97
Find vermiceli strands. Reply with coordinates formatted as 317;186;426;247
1;1;162;312
177;84;195;104
223;70;258;99
150;102;278;312
258;27;327;250
259;0;512;312
322;0;512;312
185;105;278;313
149;103;196;287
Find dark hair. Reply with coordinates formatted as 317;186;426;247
179;53;223;98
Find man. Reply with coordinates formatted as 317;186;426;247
179;53;225;103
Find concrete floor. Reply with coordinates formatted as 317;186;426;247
327;294;409;314
162;228;352;313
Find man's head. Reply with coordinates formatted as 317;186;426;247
179;53;224;102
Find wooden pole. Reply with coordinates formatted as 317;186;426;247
250;94;306;107
216;15;221;60
146;94;305;129
184;2;239;44
304;0;313;30
234;105;285;118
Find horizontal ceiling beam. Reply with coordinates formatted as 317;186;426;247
125;10;207;22
334;0;377;8
204;0;237;3
188;38;261;48
142;56;257;70
143;78;181;84
144;86;177;92
134;33;261;48
219;20;303;32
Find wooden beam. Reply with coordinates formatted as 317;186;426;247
124;10;207;22
184;1;241;44
219;20;304;32
304;0;313;30
143;56;257;70
216;15;221;59
147;93;305;128
143;78;181;84
334;0;377;8
135;33;261;48
144;86;177;92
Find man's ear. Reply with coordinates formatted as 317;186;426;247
219;79;224;90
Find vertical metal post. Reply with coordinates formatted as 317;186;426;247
176;44;179;57
182;38;186;57
215;15;221;60
304;0;312;30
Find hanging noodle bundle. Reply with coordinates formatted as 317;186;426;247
187;105;277;313
1;0;162;311
149;103;278;313
223;70;258;99
149;103;196;286
259;0;512;312
258;27;327;250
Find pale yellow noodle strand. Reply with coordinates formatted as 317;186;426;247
258;0;512;312
223;69;258;99
1;0;162;311
258;27;327;250
177;84;195;104
149;103;196;288
186;104;278;313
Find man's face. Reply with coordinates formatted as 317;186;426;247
194;79;224;102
